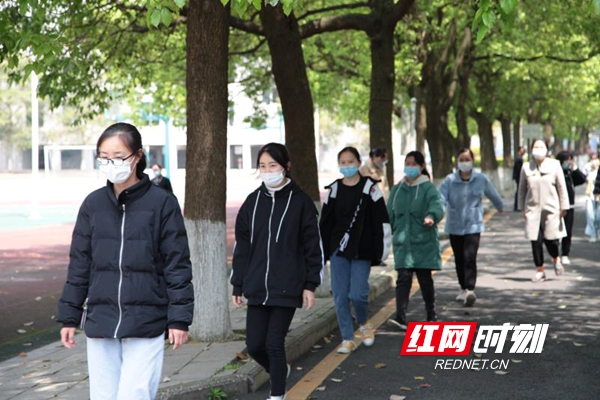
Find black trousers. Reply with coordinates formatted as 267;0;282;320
395;269;435;321
449;233;481;291
246;305;296;396
531;226;560;267
561;208;574;256
514;181;520;211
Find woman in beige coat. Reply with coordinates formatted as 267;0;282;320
518;139;570;282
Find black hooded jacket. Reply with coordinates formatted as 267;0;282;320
57;175;194;338
230;180;324;308
319;176;391;265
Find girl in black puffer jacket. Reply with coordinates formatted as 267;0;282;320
57;123;193;400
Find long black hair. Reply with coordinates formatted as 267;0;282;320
256;142;292;177
405;150;431;178
96;122;147;178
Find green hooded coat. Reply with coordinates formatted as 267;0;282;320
387;175;445;270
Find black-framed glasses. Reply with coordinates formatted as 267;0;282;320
96;153;135;166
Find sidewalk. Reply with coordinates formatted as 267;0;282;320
0;263;397;400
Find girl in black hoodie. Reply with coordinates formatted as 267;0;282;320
230;143;323;400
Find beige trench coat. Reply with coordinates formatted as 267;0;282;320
518;158;570;240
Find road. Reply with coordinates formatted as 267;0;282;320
237;201;600;400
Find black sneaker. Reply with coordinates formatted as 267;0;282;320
387;317;408;331
426;311;438;322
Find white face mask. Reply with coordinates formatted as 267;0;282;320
100;161;134;184
457;161;472;173
260;170;285;187
531;148;547;160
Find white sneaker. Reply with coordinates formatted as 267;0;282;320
561;256;571;265
337;340;358;354
464;290;476;307
268;396;285;400
359;324;375;347
532;271;546;283
554;259;564;276
590;237;598;243
456;289;467;302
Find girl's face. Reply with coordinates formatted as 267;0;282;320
98;136;138;166
457;152;473;163
404;156;422;170
532;141;547;152
338;151;360;167
259;152;285;174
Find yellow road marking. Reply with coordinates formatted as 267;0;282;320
286;209;496;399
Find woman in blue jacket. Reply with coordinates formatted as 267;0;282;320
57;123;194;400
439;148;504;307
231;143;323;400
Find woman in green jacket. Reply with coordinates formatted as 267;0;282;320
386;151;445;330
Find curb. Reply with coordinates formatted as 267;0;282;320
157;270;396;399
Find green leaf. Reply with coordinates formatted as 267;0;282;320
252;0;262;10
220;0;229;5
472;7;484;31
161;8;173;26
150;9;162;27
594;0;600;14
268;0;280;6
282;0;293;15
480;0;491;10
499;0;516;14
175;0;186;8
476;24;490;44
482;9;496;28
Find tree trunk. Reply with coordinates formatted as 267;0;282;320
414;86;427;154
424;79;454;179
368;4;396;186
473;111;498;172
499;114;512;168
512;117;521;157
185;0;232;341
455;67;470;149
455;103;470;149
260;5;320;203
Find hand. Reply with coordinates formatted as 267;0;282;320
303;290;315;311
423;216;434;226
522;211;527;219
232;295;245;307
60;327;77;349
168;328;189;350
560;210;567;218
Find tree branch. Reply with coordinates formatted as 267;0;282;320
229;38;267;56
297;2;369;22
474;51;600;63
389;0;416;25
229;16;264;35
299;13;373;39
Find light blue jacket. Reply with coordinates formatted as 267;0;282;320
438;171;504;235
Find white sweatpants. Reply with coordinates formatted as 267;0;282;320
86;334;165;400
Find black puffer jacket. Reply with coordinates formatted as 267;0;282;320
230;180;323;308
57;175;194;338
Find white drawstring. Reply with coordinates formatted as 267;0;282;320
275;191;293;243
250;191;260;244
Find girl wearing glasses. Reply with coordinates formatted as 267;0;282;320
57;122;194;400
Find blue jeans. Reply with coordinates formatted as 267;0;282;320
585;197;599;239
330;252;371;341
